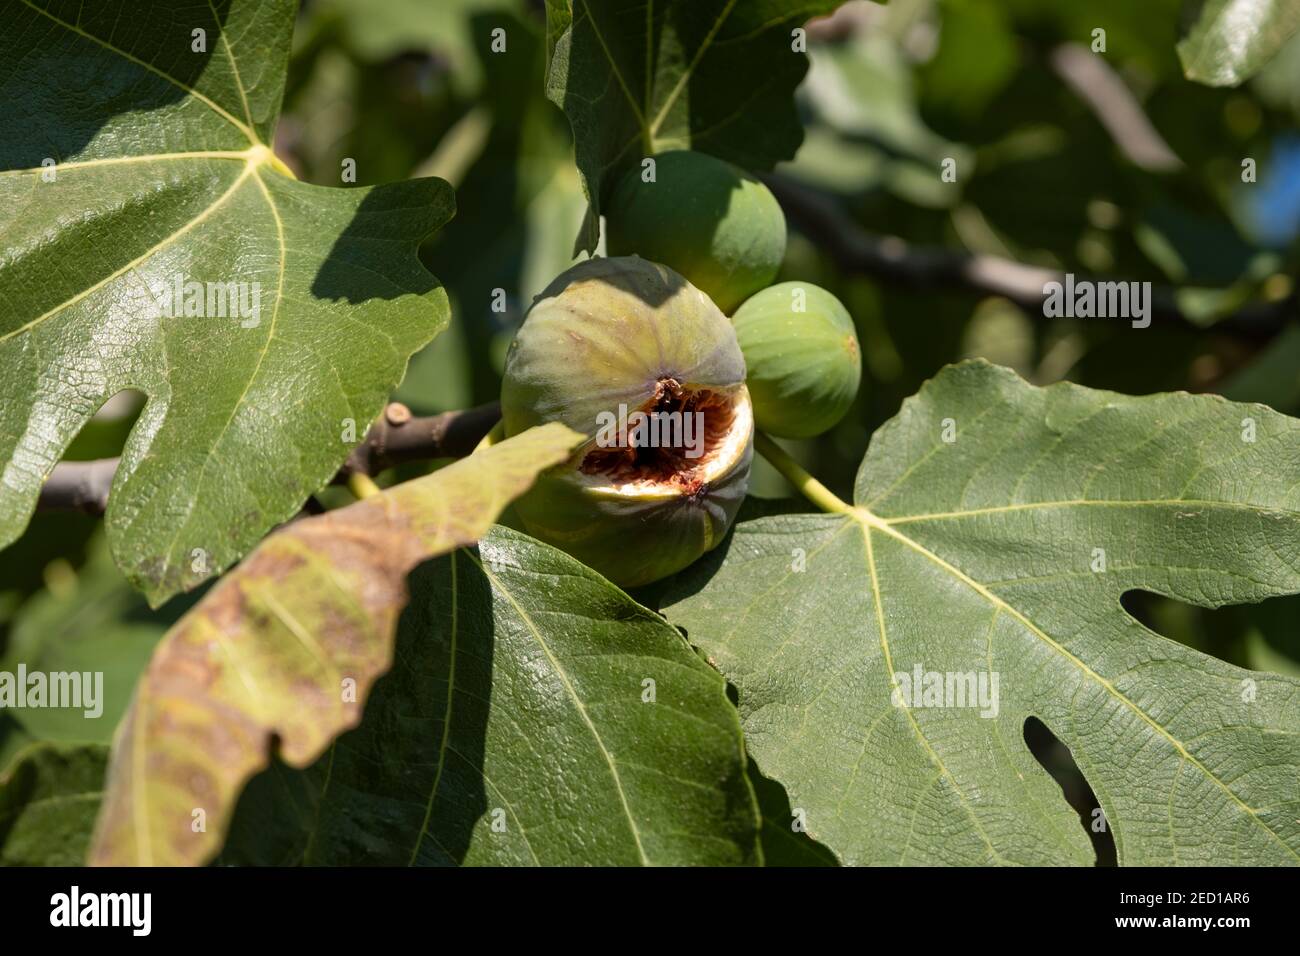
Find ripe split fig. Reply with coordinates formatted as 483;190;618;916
501;257;754;587
605;150;787;314
732;281;862;439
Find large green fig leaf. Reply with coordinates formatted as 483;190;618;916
1178;0;1300;86
223;525;760;866
544;0;839;252
0;743;108;866
663;361;1300;866
0;0;455;605
88;424;582;866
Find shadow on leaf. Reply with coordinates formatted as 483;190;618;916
223;548;493;865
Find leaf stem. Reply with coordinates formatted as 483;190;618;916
347;472;382;500
753;431;855;515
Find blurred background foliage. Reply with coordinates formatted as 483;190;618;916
2;1;1297;857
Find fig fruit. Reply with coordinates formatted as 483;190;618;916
605;150;786;314
501;256;754;587
731;282;861;439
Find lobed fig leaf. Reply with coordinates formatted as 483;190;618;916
0;0;455;605
663;361;1300;866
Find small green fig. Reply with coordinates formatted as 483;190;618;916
731;282;861;439
501;256;753;587
605;150;786;314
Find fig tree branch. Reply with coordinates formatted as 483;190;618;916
764;174;1294;343
36;401;502;517
1049;43;1182;173
337;400;502;477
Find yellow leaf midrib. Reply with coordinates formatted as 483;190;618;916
0;149;261;179
153;164;288;582
884;497;1300;525
573;0;740;154
469;550;653;866
0;159;260;346
646;0;739;141
860;514;1008;865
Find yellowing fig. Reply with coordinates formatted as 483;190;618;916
732;282;861;439
501;257;753;587
605;150;786;314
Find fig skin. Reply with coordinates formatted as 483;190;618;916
501;256;754;587
732;282;862;439
605;150;787;314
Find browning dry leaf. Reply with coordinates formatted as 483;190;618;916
88;423;581;866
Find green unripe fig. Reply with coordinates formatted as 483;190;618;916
501;256;754;587
605;150;787;315
731;282;861;439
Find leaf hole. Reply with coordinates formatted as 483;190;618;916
1119;589;1299;673
1023;716;1117;866
71;388;146;459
